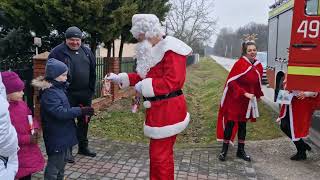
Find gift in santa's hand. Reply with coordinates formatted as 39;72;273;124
102;79;112;96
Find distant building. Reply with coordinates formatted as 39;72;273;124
96;39;136;58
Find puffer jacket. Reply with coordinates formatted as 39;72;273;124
32;77;82;155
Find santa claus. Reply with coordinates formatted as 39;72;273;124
106;14;192;179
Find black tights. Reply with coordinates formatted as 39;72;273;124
224;121;247;143
19;175;31;180
280;108;292;138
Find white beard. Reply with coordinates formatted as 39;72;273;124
135;40;157;79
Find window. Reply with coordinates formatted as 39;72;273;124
306;0;320;15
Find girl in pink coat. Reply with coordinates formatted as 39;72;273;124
1;71;45;180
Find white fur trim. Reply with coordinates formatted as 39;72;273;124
143;101;151;108
144;113;190;139
141;78;155;98
118;73;130;89
288;104;299;141
246;97;259;118
220;57;263;107
304;92;318;97
151;36;192;64
220;66;252;106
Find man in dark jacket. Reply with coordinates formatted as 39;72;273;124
48;26;97;159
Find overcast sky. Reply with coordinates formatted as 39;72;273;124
210;0;276;44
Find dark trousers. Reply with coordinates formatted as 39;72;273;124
224;121;247;143
68;93;92;148
44;149;69;180
280;108;292;138
19;175;31;180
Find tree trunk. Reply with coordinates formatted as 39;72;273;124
112;40;115;58
106;41;112;59
119;36;124;62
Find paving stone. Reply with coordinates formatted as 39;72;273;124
69;172;82;179
32;137;258;179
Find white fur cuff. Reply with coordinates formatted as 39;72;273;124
118;73;130;89
141;78;155;97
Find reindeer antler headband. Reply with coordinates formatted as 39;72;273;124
243;34;258;43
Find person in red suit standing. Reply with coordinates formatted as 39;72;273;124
216;35;264;162
277;80;318;160
106;14;192;180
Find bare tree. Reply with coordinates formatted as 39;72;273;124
213;23;268;58
166;0;217;52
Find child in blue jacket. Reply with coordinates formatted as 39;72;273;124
32;58;94;180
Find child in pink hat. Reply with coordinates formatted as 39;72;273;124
1;71;45;180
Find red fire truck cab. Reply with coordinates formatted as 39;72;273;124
268;0;320;93
267;0;320;144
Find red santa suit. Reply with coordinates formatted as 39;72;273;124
118;36;192;180
278;92;318;141
216;56;264;142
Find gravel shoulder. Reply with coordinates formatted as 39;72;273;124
246;137;320;180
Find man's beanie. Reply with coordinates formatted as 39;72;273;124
65;26;82;39
1;71;25;94
45;58;68;80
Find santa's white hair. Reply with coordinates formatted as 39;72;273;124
130;14;165;39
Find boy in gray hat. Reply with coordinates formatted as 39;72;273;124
32;58;94;179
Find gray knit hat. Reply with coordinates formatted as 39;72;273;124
65;26;82;39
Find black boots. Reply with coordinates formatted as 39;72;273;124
218;143;229;161
290;140;311;161
78;146;97;157
236;143;251;162
219;143;251;161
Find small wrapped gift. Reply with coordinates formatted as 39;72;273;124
102;79;112;97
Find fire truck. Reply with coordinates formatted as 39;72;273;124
267;0;320;144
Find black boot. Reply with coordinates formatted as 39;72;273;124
78;143;96;157
236;143;251;161
218;143;229;161
302;141;312;152
291;140;307;161
67;147;75;163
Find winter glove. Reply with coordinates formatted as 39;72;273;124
81;106;95;116
135;81;143;94
105;73;121;84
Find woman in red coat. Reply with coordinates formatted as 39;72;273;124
216;38;264;162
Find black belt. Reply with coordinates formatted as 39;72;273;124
143;90;183;102
0;155;8;168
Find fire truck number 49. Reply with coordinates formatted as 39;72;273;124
297;20;320;38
